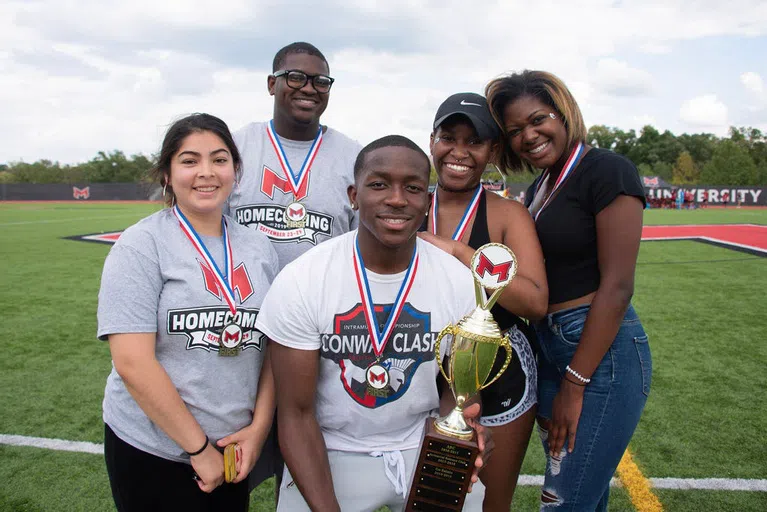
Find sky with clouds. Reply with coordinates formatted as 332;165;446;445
2;0;766;164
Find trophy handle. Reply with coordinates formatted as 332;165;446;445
434;324;456;386
479;334;513;390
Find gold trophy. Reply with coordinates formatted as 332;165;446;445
406;243;517;511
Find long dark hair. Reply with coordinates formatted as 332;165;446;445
149;113;242;207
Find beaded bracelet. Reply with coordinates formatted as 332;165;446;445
565;365;591;384
186;436;209;457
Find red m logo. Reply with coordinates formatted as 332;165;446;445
368;369;387;384
643;177;659;187
199;261;255;303
288;206;303;217
73;186;90;199
476;253;511;282
260;165;308;200
223;330;241;344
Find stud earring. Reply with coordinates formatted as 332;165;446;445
550;113;557;119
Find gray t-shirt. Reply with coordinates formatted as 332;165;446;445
98;209;279;463
226;121;361;270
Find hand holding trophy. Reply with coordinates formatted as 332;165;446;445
405;243;517;511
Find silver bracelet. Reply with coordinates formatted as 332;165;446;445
566;365;591;384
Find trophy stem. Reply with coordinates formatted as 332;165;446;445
434;405;473;440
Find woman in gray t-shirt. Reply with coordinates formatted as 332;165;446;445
97;113;279;511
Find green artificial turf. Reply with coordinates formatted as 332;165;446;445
1;203;765;510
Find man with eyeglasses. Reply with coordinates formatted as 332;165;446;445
227;41;361;271
226;41;361;497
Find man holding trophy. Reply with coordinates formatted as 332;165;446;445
255;135;501;511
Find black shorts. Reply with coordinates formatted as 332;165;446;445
478;325;538;426
104;424;249;512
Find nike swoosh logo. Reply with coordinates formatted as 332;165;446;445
460;100;482;107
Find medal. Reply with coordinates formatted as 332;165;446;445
353;235;419;397
219;323;243;357
284;201;307;229
430;185;482;241
365;362;390;397
530;142;584;222
266;120;323;217
173;206;242;356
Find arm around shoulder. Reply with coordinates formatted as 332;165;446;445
496;198;548;320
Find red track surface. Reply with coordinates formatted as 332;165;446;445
642;224;767;253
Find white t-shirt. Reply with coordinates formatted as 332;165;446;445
255;231;476;453
227;121;362;270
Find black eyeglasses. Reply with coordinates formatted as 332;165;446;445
273;70;335;93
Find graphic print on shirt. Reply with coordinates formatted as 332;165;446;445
323;303;437;408
166;260;264;353
232;164;333;244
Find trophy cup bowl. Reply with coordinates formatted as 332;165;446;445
406;243;517;512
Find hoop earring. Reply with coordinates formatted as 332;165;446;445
162;183;167;197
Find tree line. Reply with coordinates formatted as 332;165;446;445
2;126;766;186
0;151;153;185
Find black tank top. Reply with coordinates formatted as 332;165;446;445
422;190;537;352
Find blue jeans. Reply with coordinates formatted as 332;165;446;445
534;304;652;511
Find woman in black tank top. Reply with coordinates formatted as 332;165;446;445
418;93;548;511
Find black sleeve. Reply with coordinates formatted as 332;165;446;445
581;151;646;215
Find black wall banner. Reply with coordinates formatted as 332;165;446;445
2;182;765;206
1;183;161;201
644;186;766;206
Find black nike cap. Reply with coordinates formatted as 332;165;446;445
433;92;501;141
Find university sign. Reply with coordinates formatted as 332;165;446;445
644;186;766;206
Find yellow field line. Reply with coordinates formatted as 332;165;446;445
617;449;663;512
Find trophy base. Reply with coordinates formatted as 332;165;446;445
405;418;479;512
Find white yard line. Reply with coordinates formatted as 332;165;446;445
2;434;765;492
1;434;103;454
650;478;767;492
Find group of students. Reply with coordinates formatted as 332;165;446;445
97;41;652;512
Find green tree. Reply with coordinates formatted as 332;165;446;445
628;125;683;168
651;161;673;181
7;160;63;183
587;125;617;149
636;163;653;177
672;151;698;185
612;128;637;160
700;140;759;185
678;133;717;167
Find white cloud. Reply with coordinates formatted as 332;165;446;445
631;115;659;131
2;0;767;163
594;58;654;97
741;71;764;95
679;94;730;133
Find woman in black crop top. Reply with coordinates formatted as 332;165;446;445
486;71;652;511
418;92;548;511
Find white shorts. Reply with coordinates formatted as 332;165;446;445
277;448;485;512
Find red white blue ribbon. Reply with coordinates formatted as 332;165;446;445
532;141;584;222
266;120;323;199
352;235;419;358
430;185;483;241
173;205;237;315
